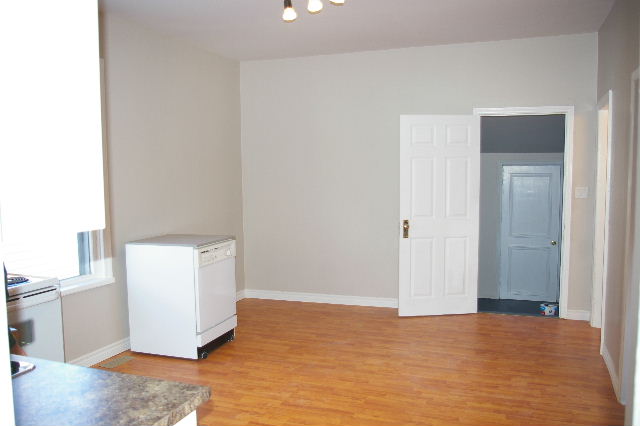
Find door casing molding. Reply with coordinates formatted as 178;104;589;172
593;91;614;333
473;106;575;320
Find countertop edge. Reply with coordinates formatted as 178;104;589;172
12;355;213;426
153;389;211;426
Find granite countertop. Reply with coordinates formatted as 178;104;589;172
11;355;210;426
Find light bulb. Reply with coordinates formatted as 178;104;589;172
330;0;345;4
307;0;323;14
283;0;297;22
282;7;297;21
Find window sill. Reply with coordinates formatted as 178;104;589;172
60;275;115;297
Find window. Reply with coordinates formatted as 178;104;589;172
1;227;113;294
2;230;99;280
0;1;111;294
2;233;86;280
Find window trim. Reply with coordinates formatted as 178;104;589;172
61;274;115;297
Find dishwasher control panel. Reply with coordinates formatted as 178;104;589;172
198;241;236;267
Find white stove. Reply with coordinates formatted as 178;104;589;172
6;275;65;362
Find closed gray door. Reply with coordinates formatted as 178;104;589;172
499;165;562;301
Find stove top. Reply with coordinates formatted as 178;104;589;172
7;276;29;287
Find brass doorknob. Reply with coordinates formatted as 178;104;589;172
402;220;410;239
551;240;557;246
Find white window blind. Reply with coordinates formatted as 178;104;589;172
2;235;80;280
0;0;105;243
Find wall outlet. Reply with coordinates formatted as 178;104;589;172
575;187;589;199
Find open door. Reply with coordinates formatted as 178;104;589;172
399;115;480;316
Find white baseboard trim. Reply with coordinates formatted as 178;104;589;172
602;344;622;403
67;337;130;367
238;289;398;308
565;309;591;321
238;291;590;318
236;289;246;301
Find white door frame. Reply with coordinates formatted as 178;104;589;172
593;91;614;333
473;106;574;319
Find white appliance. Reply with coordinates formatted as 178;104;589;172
6;275;65;362
125;234;237;359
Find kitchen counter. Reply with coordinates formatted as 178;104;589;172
11;355;210;426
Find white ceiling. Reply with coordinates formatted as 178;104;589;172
99;0;615;61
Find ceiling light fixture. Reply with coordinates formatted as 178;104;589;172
283;0;297;22
282;0;345;22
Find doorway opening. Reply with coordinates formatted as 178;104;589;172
476;114;566;317
398;108;574;318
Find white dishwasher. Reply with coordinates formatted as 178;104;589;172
125;234;237;359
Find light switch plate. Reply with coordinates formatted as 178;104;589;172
575;187;589;199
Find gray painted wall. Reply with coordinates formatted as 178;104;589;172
61;13;243;361
478;153;564;299
481;115;565;153
627;9;640;420
596;0;640;404
240;33;598;311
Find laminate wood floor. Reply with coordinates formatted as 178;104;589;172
95;299;624;426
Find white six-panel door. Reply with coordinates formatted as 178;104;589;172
399;115;480;316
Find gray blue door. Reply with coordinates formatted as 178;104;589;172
499;164;563;301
